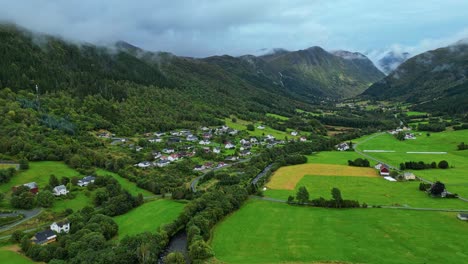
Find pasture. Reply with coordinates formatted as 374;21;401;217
0;246;35;264
0;161;80;194
211;199;468;264
356;130;468;197
95;169;153;197
224;117;299;140
114;199;185;239
265;175;468;209
266;164;377;190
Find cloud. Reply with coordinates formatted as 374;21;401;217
0;0;467;58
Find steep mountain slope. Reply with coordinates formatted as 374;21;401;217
378;51;411;74
363;43;468;114
217;47;384;100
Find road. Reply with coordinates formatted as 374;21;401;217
0;208;42;236
251;163;274;185
353;132;468;202
191;156;256;193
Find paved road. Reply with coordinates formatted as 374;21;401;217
191;156;256;193
0;208;42;233
353;132;468;202
251;164;274;185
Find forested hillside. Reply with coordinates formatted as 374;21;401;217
363;43;468;114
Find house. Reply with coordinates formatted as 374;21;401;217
77;176;95;187
186;135;198;142
168;137;181;144
50;221;70;233
299;137;307;142
111;138;127;145
457;213;468;221
240;150;251;157
202;133;212;139
199;140;211;145
31;229;56;245
403;172;416;180
162;148;175;154
291;131;298;136
404;133;416;140
156;160;170;168
135;146;143;152
148;138;163;143
153;152;162;159
217;162;227;168
374;163;384;170
193;165;205;171
257;125;265;130
53;185;68;196
204;162;214;169
201;126;210;131
170;131;180;136
225;156;238;161
203;147;211;153
154;132;166;137
228;129;238;136
380;166;390;176
225;142;235;149
250;138;258;144
168;153;179;162
336;142;350;151
13;182;39;194
213;147;221;154
137;161;152;168
179;130;191;136
240;139;249;145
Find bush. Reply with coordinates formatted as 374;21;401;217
438;160;449;169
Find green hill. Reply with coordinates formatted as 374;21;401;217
362;43;468;114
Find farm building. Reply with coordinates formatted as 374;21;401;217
13;182;39;194
53;185;68;196
31;229;56;245
403;172;416;180
379;166;390;176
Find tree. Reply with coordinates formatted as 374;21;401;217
331;187;343;208
164;251;186;264
11;186;36;209
19;159;29;170
61;176;70;185
36;190;54;208
296;186;309;204
231;118;237;123
189;239;213;261
438;160;449;169
49;175;60;187
429;181;446;196
287;195;295;204
246;124;255;131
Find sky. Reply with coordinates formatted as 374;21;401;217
1;0;467;63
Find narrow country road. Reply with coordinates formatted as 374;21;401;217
0;208;42;233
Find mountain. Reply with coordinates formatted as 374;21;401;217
378;51;411;74
362;43;468;114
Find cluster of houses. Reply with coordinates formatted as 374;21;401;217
194;162;227;171
374;163;416;181
31;220;70;245
389;127;416;140
12;182;39;194
13;176;95;199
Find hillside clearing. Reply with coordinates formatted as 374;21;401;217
267;164;378;190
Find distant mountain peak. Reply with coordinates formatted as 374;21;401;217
331;50;368;60
377;51;411;75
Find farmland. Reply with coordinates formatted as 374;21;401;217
114;199;185;239
95;169;153;197
266;163;378;190
211;199;468;264
0;246;35;264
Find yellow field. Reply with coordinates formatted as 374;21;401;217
266;164;378;190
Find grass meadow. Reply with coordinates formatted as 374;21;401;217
0;246;35;264
114;199;185;239
224;117;299;140
211;199;468;264
95;169;154;197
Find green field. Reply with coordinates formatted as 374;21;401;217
224;117;298;140
114;199;185;239
0;246;35;263
95;169;153;197
355;131;468;197
0;161;81;194
51;191;93;212
306;151;366;165
406;111;428;116
212;199;468;264
266;113;289;120
265;175;468;209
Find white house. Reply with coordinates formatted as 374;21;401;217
240;139;249;145
199;140;211;145
156;160;170;168
403;172;416;180
168;154;179;162
162;148;175;154
137;161;152;168
457;213;468;221
53;185;68;196
291;131;298;136
148;138;163;143
193;165;205;171
257;125;265;130
299;137;307;142
225;142;235;149
213;147;221;154
50;221;70;233
186;135;198;142
154;132;165;137
336;143;350;151
265;134;275;141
